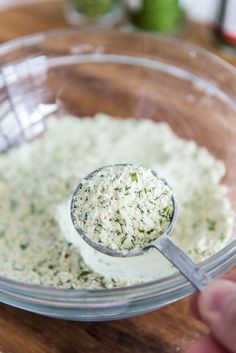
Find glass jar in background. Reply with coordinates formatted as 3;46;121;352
65;0;123;27
127;0;185;33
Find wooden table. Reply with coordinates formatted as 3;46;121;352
0;2;235;353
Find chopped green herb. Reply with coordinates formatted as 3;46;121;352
147;228;154;235
137;204;144;214
20;243;29;250
207;219;216;231
77;270;92;280
220;232;225;242
161;205;172;218
130;172;138;182
131;237;135;246
149;200;156;205
120;236;127;246
115;218;123;229
111;279;118;287
99;279;107;288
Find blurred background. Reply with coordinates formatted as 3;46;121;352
0;0;222;23
0;0;235;60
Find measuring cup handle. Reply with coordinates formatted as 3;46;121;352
151;235;212;291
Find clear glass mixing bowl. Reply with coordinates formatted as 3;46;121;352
0;29;235;321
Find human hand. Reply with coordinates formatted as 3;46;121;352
186;273;236;353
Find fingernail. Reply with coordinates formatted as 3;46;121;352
200;280;236;314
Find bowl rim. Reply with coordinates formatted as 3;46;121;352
1;27;236;75
0;28;235;310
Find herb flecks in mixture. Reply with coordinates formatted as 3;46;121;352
0;114;233;289
73;165;174;251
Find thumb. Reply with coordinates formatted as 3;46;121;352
199;279;236;353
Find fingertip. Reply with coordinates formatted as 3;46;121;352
222;271;236;283
198;279;236;352
199;279;236;319
185;336;226;353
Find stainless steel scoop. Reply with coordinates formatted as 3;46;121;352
71;164;212;291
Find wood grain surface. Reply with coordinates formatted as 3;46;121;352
0;2;235;353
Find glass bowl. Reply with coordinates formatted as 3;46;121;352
0;29;235;321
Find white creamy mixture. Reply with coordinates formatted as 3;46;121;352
0;114;233;288
72;165;173;251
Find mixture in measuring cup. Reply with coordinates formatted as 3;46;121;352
72;165;174;251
